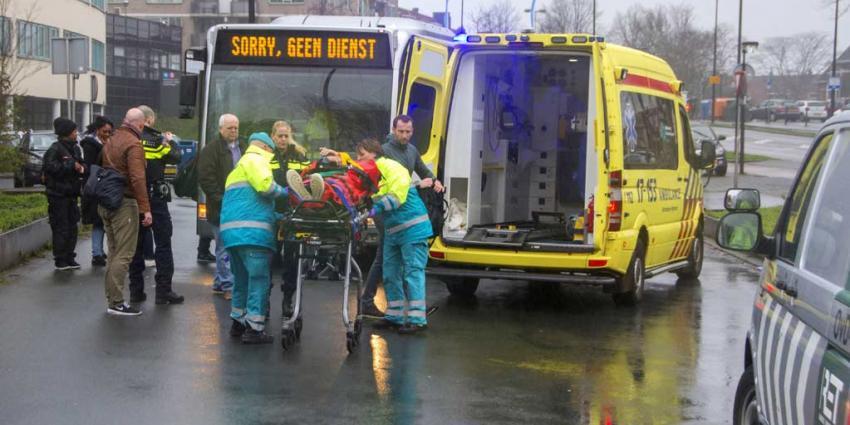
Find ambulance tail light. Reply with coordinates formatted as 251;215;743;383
198;203;207;220
586;195;594;234
608;171;622;232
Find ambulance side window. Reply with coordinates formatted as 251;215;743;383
620;91;678;170
678;106;698;168
777;132;834;263
407;82;436;155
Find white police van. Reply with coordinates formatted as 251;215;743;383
717;113;850;425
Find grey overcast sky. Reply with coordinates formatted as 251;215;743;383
400;0;850;56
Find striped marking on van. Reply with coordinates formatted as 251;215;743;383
670;168;699;259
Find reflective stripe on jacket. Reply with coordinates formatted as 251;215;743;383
220;145;287;250
372;157;432;245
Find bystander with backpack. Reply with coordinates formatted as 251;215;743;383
80;116;114;267
43;117;86;271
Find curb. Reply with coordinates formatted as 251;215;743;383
704;214;763;268
0;217;50;271
709;121;817;138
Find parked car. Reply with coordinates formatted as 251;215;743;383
717;113;850;425
749;99;800;122
797;100;829;122
14;130;55;187
691;123;727;176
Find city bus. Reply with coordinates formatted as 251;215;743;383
180;16;454;240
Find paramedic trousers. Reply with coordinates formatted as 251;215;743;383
229;246;272;331
382;239;428;326
129;198;174;296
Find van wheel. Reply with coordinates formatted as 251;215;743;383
677;224;704;279
733;365;758;425
444;277;479;297
612;239;646;306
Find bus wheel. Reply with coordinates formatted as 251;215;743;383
612;239;646;307
444;277;479;297
677;224;704;279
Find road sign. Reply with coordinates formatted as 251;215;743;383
51;38;89;75
708;75;721;85
828;77;841;90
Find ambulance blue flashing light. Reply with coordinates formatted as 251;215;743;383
454;34;482;43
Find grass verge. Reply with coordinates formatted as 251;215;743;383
706;205;782;235
724;152;774;163
0;193;48;233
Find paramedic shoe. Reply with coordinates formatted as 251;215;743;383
242;328;273;344
360;304;385;319
286;170;310;201
309;174;325;200
229;319;246;337
155;291;185;305
398;324;428;335
372;318;401;330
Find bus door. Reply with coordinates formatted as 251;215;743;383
397;36;455;174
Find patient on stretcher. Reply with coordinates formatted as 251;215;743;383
285;138;382;213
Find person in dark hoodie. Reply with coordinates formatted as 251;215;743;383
43;117;86;270
80;115;114;267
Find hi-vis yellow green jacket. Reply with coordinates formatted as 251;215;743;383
220;145;288;250
372;157;433;245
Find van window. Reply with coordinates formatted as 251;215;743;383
778;132;834;263
801;130;849;284
620;92;678;169
406;82;436;155
679;106;697;168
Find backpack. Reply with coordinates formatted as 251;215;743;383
173;154;198;200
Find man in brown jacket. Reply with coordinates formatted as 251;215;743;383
99;108;152;316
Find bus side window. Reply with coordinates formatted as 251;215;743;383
407;82;436;155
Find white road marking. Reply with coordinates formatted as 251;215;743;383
755;139;773;145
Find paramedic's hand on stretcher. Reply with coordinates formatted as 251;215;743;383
319;147;341;165
418;178;445;193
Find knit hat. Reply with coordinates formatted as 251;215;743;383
249;132;275;150
53;117;77;138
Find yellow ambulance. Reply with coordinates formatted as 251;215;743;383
396;33;716;305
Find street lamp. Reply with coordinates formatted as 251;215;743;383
830;0;840;117
710;0;719;125
733;40;759;188
525;0;546;29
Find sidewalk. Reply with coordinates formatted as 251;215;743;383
707;120;818;138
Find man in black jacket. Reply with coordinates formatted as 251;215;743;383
198;113;242;298
43;117;86;270
128;105;184;305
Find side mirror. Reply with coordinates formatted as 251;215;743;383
700;140;716;168
725;188;761;211
179;74;198;107
717;135;726;141
716;212;763;252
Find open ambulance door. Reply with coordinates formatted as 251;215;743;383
397;36;455;175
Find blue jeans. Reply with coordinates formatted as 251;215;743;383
211;225;233;292
91;223;105;257
383;239;428;326
229;246;272;331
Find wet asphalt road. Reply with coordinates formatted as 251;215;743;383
0;198;761;425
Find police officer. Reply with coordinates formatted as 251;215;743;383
128;105;184;305
268;121;310;318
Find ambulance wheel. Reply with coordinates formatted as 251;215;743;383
677;224;704;279
612;239;646;307
444;277;479;297
733;365;758;425
346;331;359;354
280;329;296;351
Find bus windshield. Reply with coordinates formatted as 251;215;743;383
206;65;392;157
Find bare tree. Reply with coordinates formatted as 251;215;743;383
752;33;832;77
538;0;599;34
611;4;723;100
470;0;519;33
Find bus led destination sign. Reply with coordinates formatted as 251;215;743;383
215;30;391;68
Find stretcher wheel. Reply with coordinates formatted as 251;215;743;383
280;328;297;351
294;317;303;340
346;331;359;354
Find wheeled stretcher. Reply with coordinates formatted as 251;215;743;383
279;199;370;353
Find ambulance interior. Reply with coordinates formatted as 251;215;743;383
442;52;596;249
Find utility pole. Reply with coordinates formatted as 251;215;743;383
733;0;743;188
830;0;839;117
593;0;597;35
248;0;256;23
711;0;719;124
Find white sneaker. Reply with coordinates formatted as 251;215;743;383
107;303;142;316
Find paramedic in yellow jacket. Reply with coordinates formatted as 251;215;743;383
370;157;433;334
221;132;289;344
